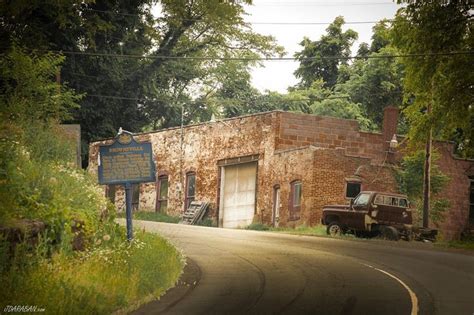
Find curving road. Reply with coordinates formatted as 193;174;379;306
131;221;474;315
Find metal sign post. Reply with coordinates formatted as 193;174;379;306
124;182;133;240
98;129;156;241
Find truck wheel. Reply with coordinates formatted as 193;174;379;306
381;226;400;241
327;222;343;236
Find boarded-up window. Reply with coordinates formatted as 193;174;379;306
289;180;302;221
156;175;169;213
185;172;196;210
346;182;361;199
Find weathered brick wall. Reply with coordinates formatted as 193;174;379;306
264;146;317;227
433;143;474;239
276;112;386;163
309;148;400;226
89;112;279;218
88;109;473;239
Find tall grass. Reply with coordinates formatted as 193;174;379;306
0;230;184;314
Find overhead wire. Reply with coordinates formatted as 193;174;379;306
46;49;474;61
82;8;390;25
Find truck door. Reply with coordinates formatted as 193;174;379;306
349;192;371;230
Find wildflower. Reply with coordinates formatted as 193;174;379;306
103;234;111;241
95;239;102;246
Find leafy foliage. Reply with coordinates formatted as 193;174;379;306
294;16;358;89
1;0;284;166
0;47;184;312
392;1;473;157
396;150;450;225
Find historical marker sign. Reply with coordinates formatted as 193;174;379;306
98;131;156;185
97;130;156;240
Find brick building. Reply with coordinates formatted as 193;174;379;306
88;107;474;240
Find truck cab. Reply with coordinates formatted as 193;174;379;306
321;191;413;240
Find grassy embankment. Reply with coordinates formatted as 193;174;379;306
1;230;184;314
0;48;184;314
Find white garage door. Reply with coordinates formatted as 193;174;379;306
221;162;257;228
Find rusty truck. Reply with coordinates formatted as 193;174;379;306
321;191;437;241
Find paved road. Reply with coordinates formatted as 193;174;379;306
131;221;474;315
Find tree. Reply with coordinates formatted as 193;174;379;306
392;1;473;156
393;1;473;226
293;16;358;89
396;150;450;226
1;0;284;166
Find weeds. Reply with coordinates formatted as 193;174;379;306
0;230;184;314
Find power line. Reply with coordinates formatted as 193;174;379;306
250;1;398;6
250;21;387;25
49;49;474;61
83;93;351;102
83;8;391;25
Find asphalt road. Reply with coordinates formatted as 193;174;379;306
131;221;474;315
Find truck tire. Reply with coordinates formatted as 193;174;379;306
381;226;400;241
327;222;343;236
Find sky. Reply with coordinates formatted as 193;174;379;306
242;0;404;93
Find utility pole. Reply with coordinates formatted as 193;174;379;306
422;103;432;228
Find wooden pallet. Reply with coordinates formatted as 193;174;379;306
180;201;209;225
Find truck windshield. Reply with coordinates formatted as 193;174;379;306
354;193;370;207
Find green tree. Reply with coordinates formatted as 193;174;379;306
392;1;473;157
1;0;284;166
293;16;358;89
396;150;450;225
331;21;404;130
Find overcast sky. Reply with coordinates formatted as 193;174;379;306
243;0;404;93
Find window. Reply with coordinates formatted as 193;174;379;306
106;185;116;204
132;184;140;211
156;175;169;213
346;182;361;199
353;193;370;207
374;195;409;208
185;172;196;210
399;199;408;208
289;181;302;220
470;178;474;224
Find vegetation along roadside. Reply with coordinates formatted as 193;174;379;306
0;47;184;314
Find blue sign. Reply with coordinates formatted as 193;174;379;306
98;131;156;185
